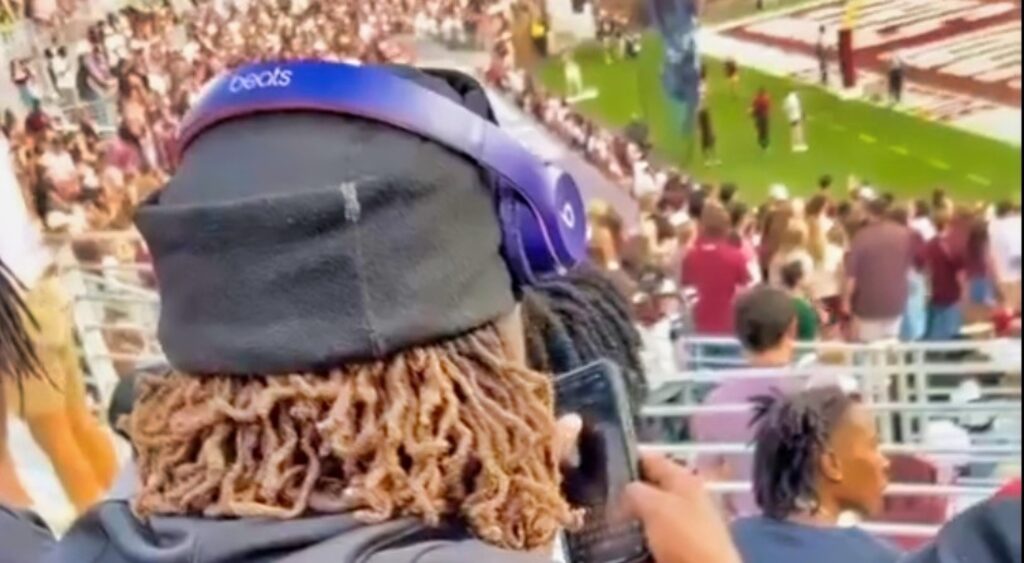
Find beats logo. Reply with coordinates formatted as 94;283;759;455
229;67;293;93
561;202;577;229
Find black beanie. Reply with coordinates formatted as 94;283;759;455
135;67;516;375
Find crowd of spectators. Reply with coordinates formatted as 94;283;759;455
584;174;1021;347
3;0;428;237
6;0;1021;352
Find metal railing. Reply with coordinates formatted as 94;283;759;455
55;245;1022;545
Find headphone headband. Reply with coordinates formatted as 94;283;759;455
178;61;587;273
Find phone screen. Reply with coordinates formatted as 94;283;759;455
555;360;649;563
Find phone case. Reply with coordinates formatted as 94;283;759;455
555;360;651;563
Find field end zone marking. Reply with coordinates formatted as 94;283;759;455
889;145;909;156
829;123;847;132
967;174;992;186
859;133;878;144
929;158;952;171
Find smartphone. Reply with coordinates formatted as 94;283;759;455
555;360;650;563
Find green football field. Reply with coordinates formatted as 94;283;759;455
537;37;1022;202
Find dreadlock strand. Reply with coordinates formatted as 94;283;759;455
129;322;575;550
0;258;46;417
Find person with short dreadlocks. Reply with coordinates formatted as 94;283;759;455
730;386;898;563
520;265;647;409
0;255;58;563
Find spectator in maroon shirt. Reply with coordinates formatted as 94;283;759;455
924;210;964;341
682;203;752;335
844;199;916;342
751;88;772;150
24;100;50;137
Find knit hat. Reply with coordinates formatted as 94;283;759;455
135;67;516;375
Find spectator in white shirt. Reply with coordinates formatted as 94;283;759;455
783;91;808;153
806;195;844;313
989;201;1022;310
632;159;658;199
39;138;79;197
51;46;76;105
912;199;936;241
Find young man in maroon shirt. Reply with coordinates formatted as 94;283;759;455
751;88;772;151
844;199;917;342
682;203;752;335
924;211;965;340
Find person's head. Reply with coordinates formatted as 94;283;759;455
914;198;931;221
818;174;833;191
752;387;890;521
127;67;579;550
996;200;1017;219
719;182;738;206
521;266;646;409
779;220;808;253
932;188;949;212
805;194;829;218
729;201;751;234
734;286;797;365
659;175;690;211
700;201;731;241
826;222;848;249
836;200;852;222
888;203;910;227
866;197;889;221
780;260;805;293
933;208;952;234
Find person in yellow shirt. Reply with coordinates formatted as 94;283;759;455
0;271;118;513
530;17;548;57
0;139;116;514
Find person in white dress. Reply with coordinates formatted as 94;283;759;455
563;52;584;98
784;91;808;153
989;201;1022;310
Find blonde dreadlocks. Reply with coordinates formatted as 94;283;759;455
129;323;580;550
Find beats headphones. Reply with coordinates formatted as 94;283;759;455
176;60;588;284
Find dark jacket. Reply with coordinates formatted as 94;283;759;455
0;504;55;563
49;497;556;563
903;498;1021;563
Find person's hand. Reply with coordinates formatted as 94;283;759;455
623;453;741;563
554;414;583;469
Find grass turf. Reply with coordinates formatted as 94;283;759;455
537;36;1022;202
